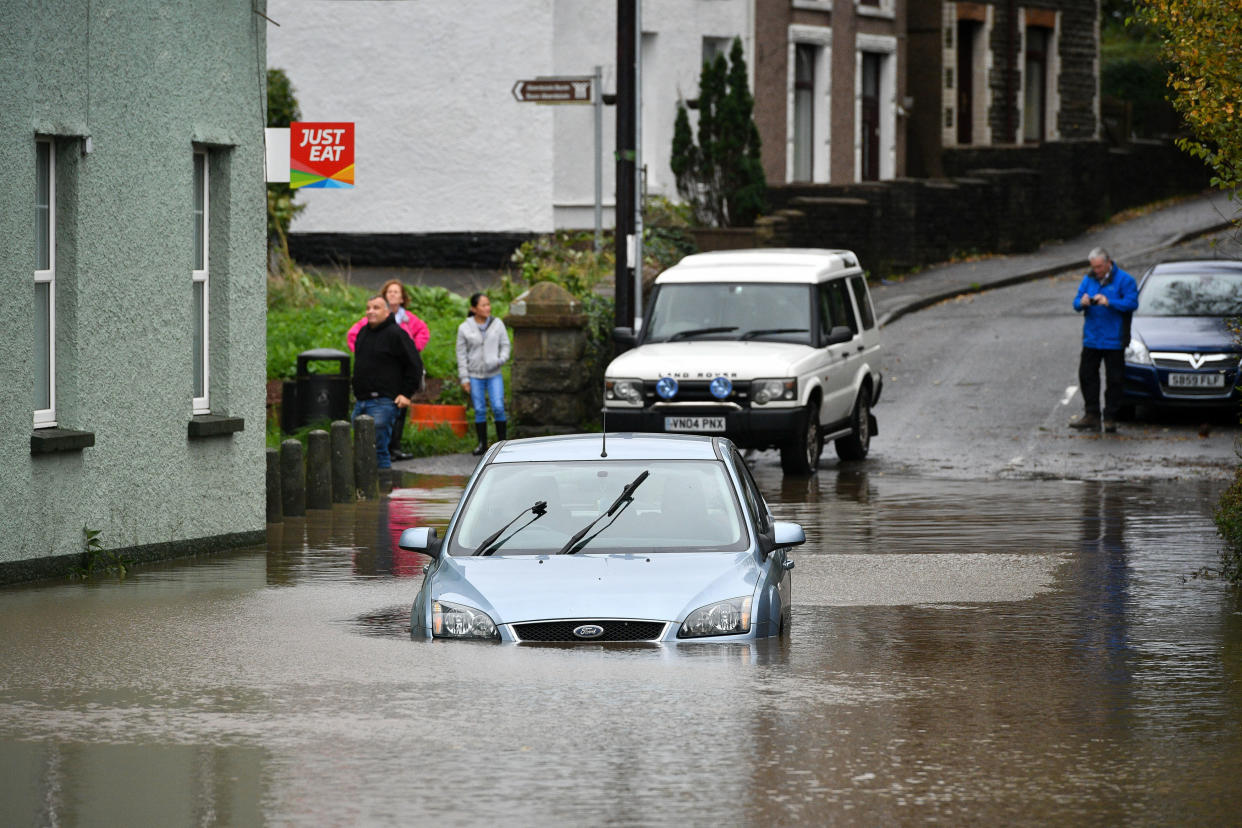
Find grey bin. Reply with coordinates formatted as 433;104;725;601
282;348;351;432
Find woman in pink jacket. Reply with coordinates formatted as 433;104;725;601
347;279;429;460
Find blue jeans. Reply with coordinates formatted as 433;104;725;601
352;397;399;469
469;375;506;424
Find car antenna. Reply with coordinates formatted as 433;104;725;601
600;407;607;457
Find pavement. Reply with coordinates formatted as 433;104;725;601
394;188;1240;478
869;188;1239;326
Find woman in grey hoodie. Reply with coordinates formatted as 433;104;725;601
456;292;511;455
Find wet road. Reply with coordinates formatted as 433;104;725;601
2;468;1240;826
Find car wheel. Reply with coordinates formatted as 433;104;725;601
780;401;820;475
834;387;872;462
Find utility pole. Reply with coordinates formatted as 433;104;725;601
614;0;636;332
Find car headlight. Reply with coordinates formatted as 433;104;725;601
1125;336;1151;366
678;596;752;638
432;600;499;640
751;378;797;405
605;378;644;407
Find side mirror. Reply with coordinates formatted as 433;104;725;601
825;325;854;347
398;526;441;559
772;521;805;548
613;327;638;349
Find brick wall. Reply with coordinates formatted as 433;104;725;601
765;140;1210;276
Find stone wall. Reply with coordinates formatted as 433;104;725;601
506;282;591;437
763;140;1211;276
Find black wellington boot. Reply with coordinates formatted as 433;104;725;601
495;421;507;442
471;421;488;456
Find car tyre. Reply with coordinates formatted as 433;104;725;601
780;401;820;476
834;387;872;462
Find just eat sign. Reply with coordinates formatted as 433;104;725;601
289;122;354;189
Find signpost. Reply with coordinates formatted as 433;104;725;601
511;77;593;104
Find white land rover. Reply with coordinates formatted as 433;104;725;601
605;249;883;474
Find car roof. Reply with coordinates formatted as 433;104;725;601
1147;259;1242;276
655;248;861;285
488;432;724;463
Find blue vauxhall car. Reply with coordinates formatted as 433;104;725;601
399;432;804;643
1124;259;1242;411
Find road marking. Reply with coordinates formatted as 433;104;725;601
1061;385;1078;406
1008;456;1024;466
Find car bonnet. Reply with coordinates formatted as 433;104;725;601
1133;315;1238;353
431;550;763;624
607;340;809;380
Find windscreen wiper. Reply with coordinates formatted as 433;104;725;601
556;470;650;555
667;326;738;341
474;500;547;556
738;327;808;340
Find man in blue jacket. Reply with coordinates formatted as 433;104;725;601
1071;247;1138;433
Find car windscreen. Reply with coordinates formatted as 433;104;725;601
1137;271;1242;316
447;459;750;556
643;283;813;344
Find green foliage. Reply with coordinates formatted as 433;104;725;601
399;422;477;458
502;231;615;300
670;37;767;227
267;68;305;250
72;525;129;579
1133;0;1242;195
266;264;471;387
1214;465;1242;583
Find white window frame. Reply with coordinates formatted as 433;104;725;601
855;34;898;182
1018;11;1062;143
35;138;57;429
192;149;210;414
787;24;832;184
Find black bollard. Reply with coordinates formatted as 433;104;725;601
353;415;379;500
306;430;331;509
280;438;306;517
265;448;282;523
331;420;354;503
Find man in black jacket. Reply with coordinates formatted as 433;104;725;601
352;295;424;468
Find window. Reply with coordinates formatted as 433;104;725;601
848;276;876;330
818;279;857;341
35;139;56;428
192;150;209;413
702;37;730;69
1023;26;1051;142
860;52;882;181
793;44;816;181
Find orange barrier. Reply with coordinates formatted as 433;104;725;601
407;404;469;438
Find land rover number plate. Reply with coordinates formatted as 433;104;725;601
664;416;726;432
1168;372;1225;388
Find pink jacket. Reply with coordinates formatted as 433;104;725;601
347;307;429;352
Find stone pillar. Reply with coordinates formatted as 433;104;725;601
506;281;590;437
353;415;378;500
306;430;331;510
330;420;354;503
265;448;282;523
279;439;305;518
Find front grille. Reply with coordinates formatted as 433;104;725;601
512;619;667;642
1152;353;1238;370
644;380;749;406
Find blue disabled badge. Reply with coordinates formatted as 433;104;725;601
656;377;679;400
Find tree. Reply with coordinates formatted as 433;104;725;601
266;68;305;256
1133;0;1242;194
670;37;767;227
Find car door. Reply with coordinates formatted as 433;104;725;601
847;274;881;383
816;277;862;425
729;450;789;634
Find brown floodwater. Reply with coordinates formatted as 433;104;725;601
1;467;1239;826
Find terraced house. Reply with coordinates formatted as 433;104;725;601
0;1;269;582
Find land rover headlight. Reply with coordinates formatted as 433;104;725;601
751;378;797;405
678;596;752;638
1125;336;1151;366
432;600;499;640
605;378;644;407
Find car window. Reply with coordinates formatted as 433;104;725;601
1138;271;1242;316
447;459;749;555
848;275;876;330
644;283;813;344
818;279;858;339
729;451;770;534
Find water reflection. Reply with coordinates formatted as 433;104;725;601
0;469;1239;825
